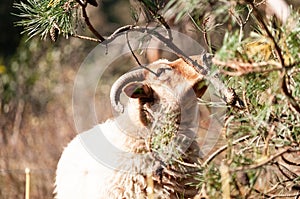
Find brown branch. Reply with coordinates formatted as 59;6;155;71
276;162;298;179
220;68;282;76
254;0;267;7
275;162;293;181
281;75;300;114
203;135;251;167
213;59;282;69
125;31;142;66
213;59;300;76
71;34;100;42
281;153;300;166
136;0;172;40
76;0;105;42
265;177;300;195
188;13;220;53
287;60;300;69
105;25;135;43
213;58;283;76
231;148;300;172
202;17;212;52
269;193;300;198
72;24;205;75
252;188;272;198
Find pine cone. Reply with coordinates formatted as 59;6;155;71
50;25;59;42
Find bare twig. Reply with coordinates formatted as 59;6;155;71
269;193;300;198
252;188;272;198
213;58;282;69
188;13;222;53
105;25;135;42
71;34;100;42
202;17;212;52
264;179;288;194
281;154;300;166
213;58;283;76
146;173;154;199
275;161;298;180
254;0;266;7
231;148;300;172
76;0;105;42
213;59;300;76
281;75;300;114
173;159;199;168
203;135;251;167
228;4;253;42
136;0;172;40
220;68;280;76
125;31;142;66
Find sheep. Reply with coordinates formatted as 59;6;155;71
54;55;208;199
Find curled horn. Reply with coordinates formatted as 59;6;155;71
110;69;146;113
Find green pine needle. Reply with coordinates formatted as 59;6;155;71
13;0;78;40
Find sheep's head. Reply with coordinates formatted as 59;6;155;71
110;56;207;151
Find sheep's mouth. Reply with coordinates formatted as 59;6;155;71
147;106;181;159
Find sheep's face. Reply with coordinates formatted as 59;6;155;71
121;60;207;144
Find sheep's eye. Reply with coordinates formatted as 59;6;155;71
156;68;165;76
156;68;171;76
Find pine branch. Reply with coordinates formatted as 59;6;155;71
14;0;78;40
75;0;105;42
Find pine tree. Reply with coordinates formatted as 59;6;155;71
14;0;300;198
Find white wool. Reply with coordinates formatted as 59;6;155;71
54;119;132;199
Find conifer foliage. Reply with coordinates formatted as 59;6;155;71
14;0;300;198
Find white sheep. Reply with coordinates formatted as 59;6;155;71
54;56;208;199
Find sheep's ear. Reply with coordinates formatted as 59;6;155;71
193;80;208;98
123;82;153;99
